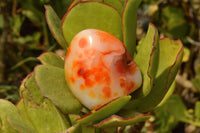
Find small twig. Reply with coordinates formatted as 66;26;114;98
12;0;17;17
175;74;197;93
187;36;200;47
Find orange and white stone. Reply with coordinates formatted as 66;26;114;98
65;29;142;110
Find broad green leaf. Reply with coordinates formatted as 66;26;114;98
67;0;103;10
0;99;21;133
69;114;81;125
133;24;159;98
94;114;150;128
122;0;142;56
124;38;183;113
37;52;64;68
16;99;33;128
18;72;70;132
62;1;123;44
35;65;82;114
154;103;179;133
7;116;37;133
81;126;96;133
17;73;43;126
155;95;196;125
63;123;81;133
45;5;68;48
21;89;70;133
76;96;131;125
23;73;43;104
156;81;176;107
120;0;126;6
103;0;123;15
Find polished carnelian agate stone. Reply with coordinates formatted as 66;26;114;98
65;29;142;110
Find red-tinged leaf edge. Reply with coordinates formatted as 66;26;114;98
61;1;122;44
93;114;151;128
62;1;122;23
45;5;68;49
6;116;37;133
160;38;184;92
19;72;33;97
123;38;183;113
33;65;64;114
37;51;64;68
132;23;159;98
122;0;142;57
34;65;82;114
75;97;119;121
75;96;131;125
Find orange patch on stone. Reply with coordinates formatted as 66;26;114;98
128;61;138;75
70;76;75;83
89;91;96;98
102;86;111;99
97;31;117;44
120;78;126;88
79;38;87;48
115;58;128;74
114;92;118;97
125;81;135;93
80;84;85;90
120;77;135;94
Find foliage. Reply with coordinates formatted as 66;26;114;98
1;0;200;132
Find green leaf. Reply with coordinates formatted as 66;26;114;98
63;123;81;133
23;73;44;104
0;99;22;133
67;0;103;10
158;95;200;126
103;0;123;15
76;96;131;125
21;91;70;133
7;116;37;133
45;5;68;48
35;65;82;114
18;72;70;132
94;114;150;128
62;1;123;44
122;0;142;56
120;0;126;6
16;99;33;128
156;95;190;122
133;24;159;98
81;126;96;133
156;81;176;107
37;52;64;68
69;114;81;125
124;38;183;113
154;103;179;133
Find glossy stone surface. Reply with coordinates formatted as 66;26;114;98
65;29;142;110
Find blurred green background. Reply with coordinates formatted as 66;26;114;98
0;0;200;132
